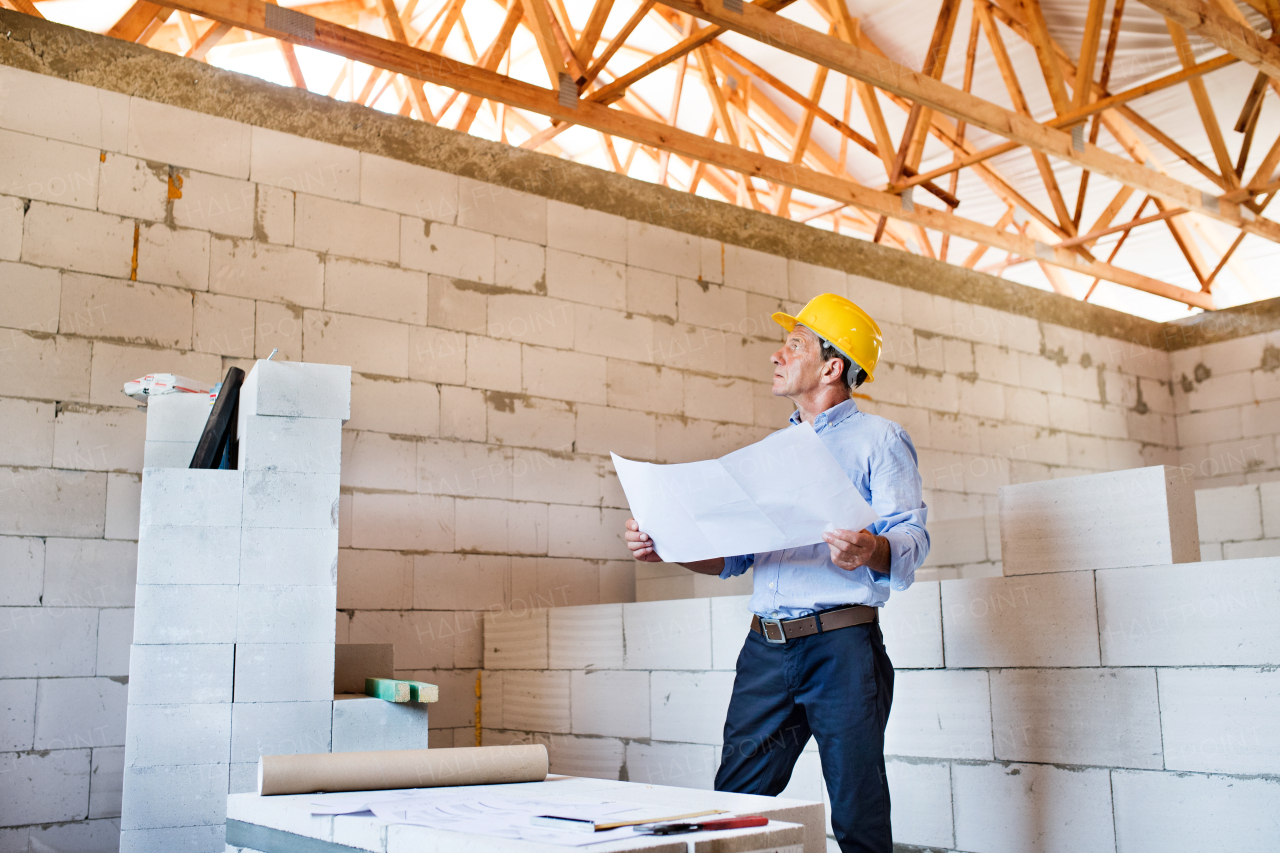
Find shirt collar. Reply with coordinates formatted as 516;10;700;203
788;397;860;432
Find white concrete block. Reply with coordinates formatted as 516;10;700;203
953;762;1115;853
0;128;100;209
296;194;398;263
139;469;243;527
627;221;699;278
127;644;234;705
880;581;944;669
145;392;212;442
96;607;134;677
547;506;630;561
650;671;735;745
546;199;627;264
120;762;229;830
332;696;431;752
0;330;92;404
128;96;249;178
0;535;44;607
709;595;751;671
570;670;649;738
98;153;167;221
239;414;342;474
624;599;713;670
455;497;547;556
885;670;993;760
209;238;323;308
1196;484;1263;543
124;703;231;767
237;584;336;644
886;759;953;850
119;824;225;853
133;584;237;644
242;471;340;530
241;528;337;586
137;525;240;585
90;746;125;819
0;748;91;826
42;537;137;607
0;679;35;751
233;643;334;702
34;676;126;750
170;170;254;238
21;202;132;278
1111;769;1280;853
990;668;1162;768
1158;667;1280;774
0;65;129;151
193;291;255;357
349;492;455;551
230;701;332;762
141;441;194;475
51;400;147;472
360;152;457;221
342;430;417;491
457;178;545;244
250;127;359;201
1262;481;1280;537
1098;558;1280;665
256;184;294;245
324;257;428;326
501;671;570;733
546;733;625;780
242;359;352;421
400;217;495;283
0;195;20;260
0;606;98;677
0;466;104;537
545;247;625;309
302;310;409;378
484;610;548;670
0;264;60;348
723;243;788;299
942;572;1101;668
548;603;623;670
624;741;718;789
1000;465;1200;573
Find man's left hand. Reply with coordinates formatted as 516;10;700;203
823;528;890;573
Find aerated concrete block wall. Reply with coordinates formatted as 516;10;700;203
2;14;1280;847
481;556;1280;853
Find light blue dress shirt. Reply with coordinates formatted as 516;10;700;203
720;398;930;619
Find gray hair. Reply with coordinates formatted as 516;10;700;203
820;339;867;390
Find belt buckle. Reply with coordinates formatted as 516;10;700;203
759;617;787;644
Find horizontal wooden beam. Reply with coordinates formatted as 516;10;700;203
655;0;1279;244
155;0;1213;309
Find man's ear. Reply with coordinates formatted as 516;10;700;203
820;357;843;386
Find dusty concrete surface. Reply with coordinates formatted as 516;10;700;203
1;9;1274;350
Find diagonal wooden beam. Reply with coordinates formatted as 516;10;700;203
976;0;1075;233
186;20;232;60
775;65;828;216
575;0;615;61
581;0;655;89
1;0;43;17
1167;17;1238;188
157;0;1213;308
107;2;170;42
377;0;432;119
1138;0;1280;80
524;0;566;86
656;0;1279;243
456;0;522;132
1021;0;1072;114
1074;0;1108;111
1074;0;1123;226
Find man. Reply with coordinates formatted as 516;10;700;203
624;293;929;853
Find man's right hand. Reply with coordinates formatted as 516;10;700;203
624;519;663;562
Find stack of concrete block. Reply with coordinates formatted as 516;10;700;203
121;359;349;852
142;392;212;469
482;466;1280;852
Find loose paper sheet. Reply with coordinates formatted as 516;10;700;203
611;423;879;563
310;790;665;846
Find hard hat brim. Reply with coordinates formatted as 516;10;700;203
771;312;874;383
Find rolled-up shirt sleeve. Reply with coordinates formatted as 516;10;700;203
866;425;930;591
720;553;755;579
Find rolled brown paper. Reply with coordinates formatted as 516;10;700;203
258;744;549;796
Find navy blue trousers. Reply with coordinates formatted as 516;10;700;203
713;621;895;853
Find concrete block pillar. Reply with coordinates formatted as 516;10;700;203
121;361;350;853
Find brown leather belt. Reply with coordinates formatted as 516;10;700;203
750;604;878;644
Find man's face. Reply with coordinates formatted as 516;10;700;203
771;326;827;397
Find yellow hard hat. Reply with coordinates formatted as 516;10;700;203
772;293;882;383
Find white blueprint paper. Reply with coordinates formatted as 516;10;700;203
611;423;879;562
